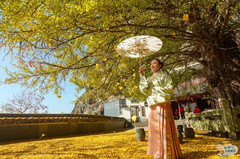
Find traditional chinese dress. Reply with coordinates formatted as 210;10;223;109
139;70;182;159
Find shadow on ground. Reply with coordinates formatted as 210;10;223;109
182;150;217;159
0;127;133;145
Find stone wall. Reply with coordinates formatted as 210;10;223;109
0;114;127;142
0;121;126;142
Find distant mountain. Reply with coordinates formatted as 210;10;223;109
71;95;124;115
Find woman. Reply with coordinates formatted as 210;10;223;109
139;59;182;159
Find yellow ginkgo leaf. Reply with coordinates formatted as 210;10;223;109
82;81;85;85
119;86;123;90
40;134;45;138
96;63;100;69
50;77;54;81
116;54;119;58
172;32;176;37
132;81;135;83
104;58;107;61
182;14;189;21
132;115;137;122
122;148;127;151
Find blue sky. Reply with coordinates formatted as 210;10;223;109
0;51;83;114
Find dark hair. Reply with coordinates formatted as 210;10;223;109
154;59;164;69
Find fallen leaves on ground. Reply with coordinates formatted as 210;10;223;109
0;129;239;159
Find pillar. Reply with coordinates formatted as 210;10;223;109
178;102;182;119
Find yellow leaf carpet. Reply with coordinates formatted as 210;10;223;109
0;129;239;159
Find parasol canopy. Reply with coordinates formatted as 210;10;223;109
116;35;163;58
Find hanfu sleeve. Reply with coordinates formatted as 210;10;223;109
139;74;152;96
161;74;173;96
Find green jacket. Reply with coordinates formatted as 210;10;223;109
139;70;173;106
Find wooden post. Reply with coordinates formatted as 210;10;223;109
178;102;182;119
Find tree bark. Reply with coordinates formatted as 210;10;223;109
205;34;240;109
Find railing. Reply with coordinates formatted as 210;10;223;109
204;115;222;120
0;113;125;125
188;115;222;121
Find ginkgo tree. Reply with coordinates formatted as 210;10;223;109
0;0;239;107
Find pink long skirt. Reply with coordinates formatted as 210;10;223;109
148;102;182;159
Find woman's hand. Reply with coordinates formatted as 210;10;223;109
139;67;144;75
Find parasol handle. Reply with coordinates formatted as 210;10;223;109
139;51;142;67
139;57;142;67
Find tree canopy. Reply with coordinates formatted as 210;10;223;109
0;0;239;106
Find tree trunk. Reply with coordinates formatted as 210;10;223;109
205;34;240;109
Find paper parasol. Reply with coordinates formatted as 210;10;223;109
116;35;163;59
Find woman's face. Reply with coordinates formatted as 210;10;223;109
150;60;161;73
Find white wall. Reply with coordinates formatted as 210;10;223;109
119;106;131;120
119;99;149;121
